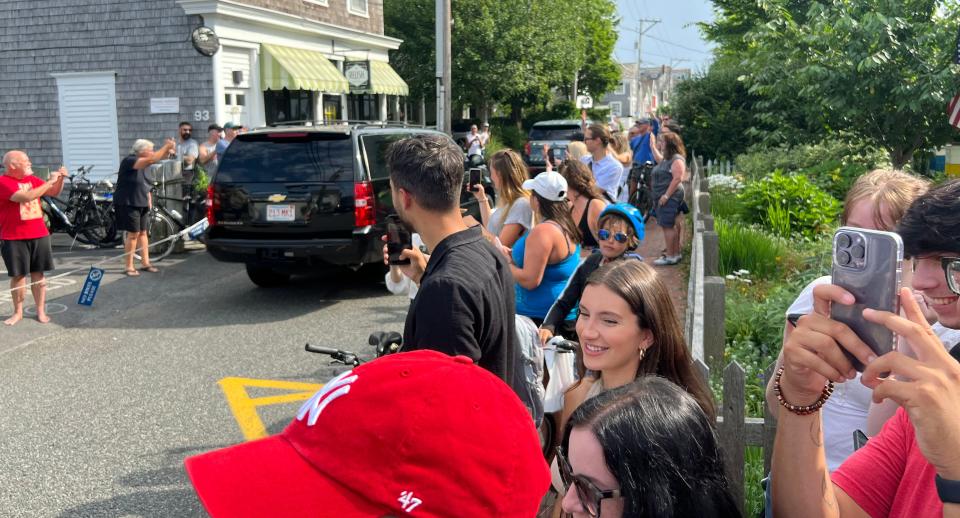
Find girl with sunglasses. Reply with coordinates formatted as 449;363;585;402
539;203;644;345
558;376;740;518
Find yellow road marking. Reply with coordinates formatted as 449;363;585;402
219;377;323;441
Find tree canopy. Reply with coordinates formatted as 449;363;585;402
384;0;620;121
681;0;960;167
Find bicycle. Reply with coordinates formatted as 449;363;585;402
628;161;656;222
304;331;403;367
41;165;121;248
144;174;210;261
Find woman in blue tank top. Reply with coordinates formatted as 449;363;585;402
508;171;582;325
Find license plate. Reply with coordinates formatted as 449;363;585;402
266;204;295;222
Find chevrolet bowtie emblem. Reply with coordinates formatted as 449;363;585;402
267;194;287;202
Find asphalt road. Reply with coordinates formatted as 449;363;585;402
0;236;407;517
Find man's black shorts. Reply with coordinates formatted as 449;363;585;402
1;236;54;277
116;205;150;232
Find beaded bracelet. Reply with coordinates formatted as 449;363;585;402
773;366;835;415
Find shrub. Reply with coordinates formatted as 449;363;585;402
738;172;841;239
734;138;887;181
716;218;789;280
489;122;526;151
709;186;743;221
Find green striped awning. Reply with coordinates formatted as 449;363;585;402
260;43;349;93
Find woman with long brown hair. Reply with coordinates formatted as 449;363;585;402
506;171;582;325
559;160;608;252
561;260;715;427
469;149;532;247
652;132;687;266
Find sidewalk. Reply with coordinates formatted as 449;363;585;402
636;219;687;318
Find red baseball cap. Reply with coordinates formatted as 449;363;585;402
185;350;550;517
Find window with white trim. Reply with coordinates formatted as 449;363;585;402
302;0;329;5
614;82;625;95
348;0;368;16
609;102;622;116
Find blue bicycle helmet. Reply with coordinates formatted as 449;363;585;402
598;202;645;245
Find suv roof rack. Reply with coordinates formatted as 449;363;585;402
262;119;435;130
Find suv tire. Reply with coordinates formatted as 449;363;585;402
246;265;291;287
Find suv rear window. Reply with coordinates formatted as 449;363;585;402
216;134;354;183
528;125;582;141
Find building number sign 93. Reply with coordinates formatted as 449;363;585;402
194;110;210;122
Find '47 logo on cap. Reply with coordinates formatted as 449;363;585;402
398;491;423;513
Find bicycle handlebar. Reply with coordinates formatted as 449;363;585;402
546;336;578;352
305;344;341;355
304;343;362;366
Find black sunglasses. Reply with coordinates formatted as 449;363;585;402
556;446;621;517
598;229;628;244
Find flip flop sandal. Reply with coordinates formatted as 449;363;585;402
125;269;141;277
140;266;159;273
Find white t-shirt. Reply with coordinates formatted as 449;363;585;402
487;198;533;237
384;233;425;300
786;275;960;471
466;133;486;156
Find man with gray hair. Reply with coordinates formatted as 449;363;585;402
0;150;66;325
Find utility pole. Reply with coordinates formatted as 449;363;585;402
634;18;660;118
435;0;452;133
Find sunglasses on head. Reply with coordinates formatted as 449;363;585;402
556;446;621;517
598;228;628;243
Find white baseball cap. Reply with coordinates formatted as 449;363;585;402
523;171;568;202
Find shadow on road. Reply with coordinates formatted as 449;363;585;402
41;250;398;331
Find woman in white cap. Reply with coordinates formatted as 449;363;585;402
505;171;581;326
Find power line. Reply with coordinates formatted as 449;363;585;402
643;33;712;55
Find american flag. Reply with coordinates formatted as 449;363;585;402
950;26;960;128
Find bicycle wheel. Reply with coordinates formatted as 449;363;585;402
631;187;655;222
78;203;113;246
95;203;122;248
147;211;177;261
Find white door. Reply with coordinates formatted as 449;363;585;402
52;72;120;179
224;90;248;126
221;47;251;127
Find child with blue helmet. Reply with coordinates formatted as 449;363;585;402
539;203;645;344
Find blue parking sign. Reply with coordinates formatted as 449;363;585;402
77;267;105;306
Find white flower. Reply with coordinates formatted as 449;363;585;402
737;269;750;275
725;275;736;280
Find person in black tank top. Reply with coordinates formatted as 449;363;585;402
579;199;599;249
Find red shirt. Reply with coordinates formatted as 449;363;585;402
0;174;49;240
832;407;941;517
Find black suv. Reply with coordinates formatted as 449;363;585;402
205;125;491;286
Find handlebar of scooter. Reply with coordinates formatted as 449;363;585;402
304;343;361;366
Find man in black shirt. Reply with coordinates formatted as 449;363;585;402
385;134;518;386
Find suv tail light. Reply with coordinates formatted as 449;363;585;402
207;184;219;227
524;141;531;157
354;181;375;227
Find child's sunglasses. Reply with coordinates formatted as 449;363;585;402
598;229;628;243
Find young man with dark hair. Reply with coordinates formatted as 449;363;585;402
384;134;519;387
771;179;960;517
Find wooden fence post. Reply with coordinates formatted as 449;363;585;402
721;361;746;515
703;276;725;366
702;231;719;276
697;192;711;218
693;358;710;390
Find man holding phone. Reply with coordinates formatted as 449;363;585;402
771;179;960;517
383;134;519;392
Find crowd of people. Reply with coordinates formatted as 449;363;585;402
0;121;245;323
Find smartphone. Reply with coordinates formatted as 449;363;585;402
386;214;412;265
830;227;903;371
852;429;869;451
468;168;482;192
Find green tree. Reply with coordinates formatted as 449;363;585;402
383;0;436;103
669;57;758;159
574;0;621;100
714;0;960;168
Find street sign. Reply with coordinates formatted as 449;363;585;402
576;95;593;109
77;267;104;306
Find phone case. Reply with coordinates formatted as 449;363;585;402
830;227;903;371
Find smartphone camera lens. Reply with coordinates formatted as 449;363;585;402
837;250;852;266
837;233;852;248
851;244;865;259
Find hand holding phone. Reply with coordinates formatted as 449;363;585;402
468;168;482;192
386;215;412;265
831;227;903;371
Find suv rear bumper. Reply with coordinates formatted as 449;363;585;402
206;235;379;270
